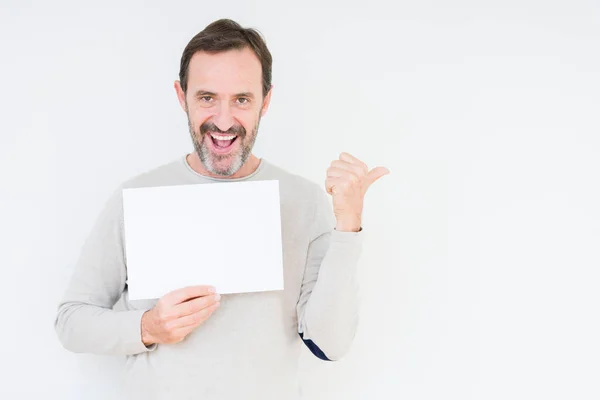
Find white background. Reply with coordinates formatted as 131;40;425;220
1;1;599;399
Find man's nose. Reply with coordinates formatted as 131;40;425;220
213;101;235;132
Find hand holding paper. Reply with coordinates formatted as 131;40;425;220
141;285;221;345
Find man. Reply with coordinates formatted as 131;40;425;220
55;18;389;399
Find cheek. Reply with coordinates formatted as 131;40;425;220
189;110;211;132
239;110;261;131
229;114;252;134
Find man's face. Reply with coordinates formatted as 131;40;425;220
176;47;271;176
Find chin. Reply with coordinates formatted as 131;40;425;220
204;155;244;176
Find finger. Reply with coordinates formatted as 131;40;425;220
327;167;359;181
330;160;364;177
172;293;220;318
366;167;390;186
325;177;346;195
339;152;368;173
171;323;203;343
162;285;216;306
171;302;220;331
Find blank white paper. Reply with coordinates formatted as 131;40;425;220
122;180;283;300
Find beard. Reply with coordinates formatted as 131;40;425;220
187;114;260;176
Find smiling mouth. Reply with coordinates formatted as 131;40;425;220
209;133;238;149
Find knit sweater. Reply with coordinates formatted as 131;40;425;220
54;155;363;399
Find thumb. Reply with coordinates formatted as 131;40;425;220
366;166;390;186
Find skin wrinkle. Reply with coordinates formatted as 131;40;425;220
186;109;261;176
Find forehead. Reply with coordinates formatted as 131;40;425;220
186;47;262;95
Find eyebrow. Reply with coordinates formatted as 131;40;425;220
194;90;255;99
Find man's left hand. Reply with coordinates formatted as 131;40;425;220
325;152;389;232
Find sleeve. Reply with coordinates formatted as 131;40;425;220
54;186;157;355
296;187;363;361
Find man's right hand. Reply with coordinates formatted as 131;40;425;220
140;285;221;345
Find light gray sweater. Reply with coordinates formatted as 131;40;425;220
54;155;363;399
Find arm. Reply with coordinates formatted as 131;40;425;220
296;188;363;361
296;152;388;361
54;186;155;355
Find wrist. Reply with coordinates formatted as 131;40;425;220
335;216;362;232
141;310;156;346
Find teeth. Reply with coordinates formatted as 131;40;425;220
210;133;236;140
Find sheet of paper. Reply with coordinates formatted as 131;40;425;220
122;180;283;300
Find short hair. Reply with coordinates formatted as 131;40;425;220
179;18;273;98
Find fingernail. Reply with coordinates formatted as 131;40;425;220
215;294;221;301
209;287;216;293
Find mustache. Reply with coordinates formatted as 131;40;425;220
200;121;246;137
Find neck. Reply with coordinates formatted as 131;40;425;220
186;152;261;179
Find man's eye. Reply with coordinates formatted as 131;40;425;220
200;96;213;102
237;98;249;104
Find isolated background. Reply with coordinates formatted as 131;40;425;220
1;0;599;399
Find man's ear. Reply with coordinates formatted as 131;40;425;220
260;85;274;117
174;80;187;112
